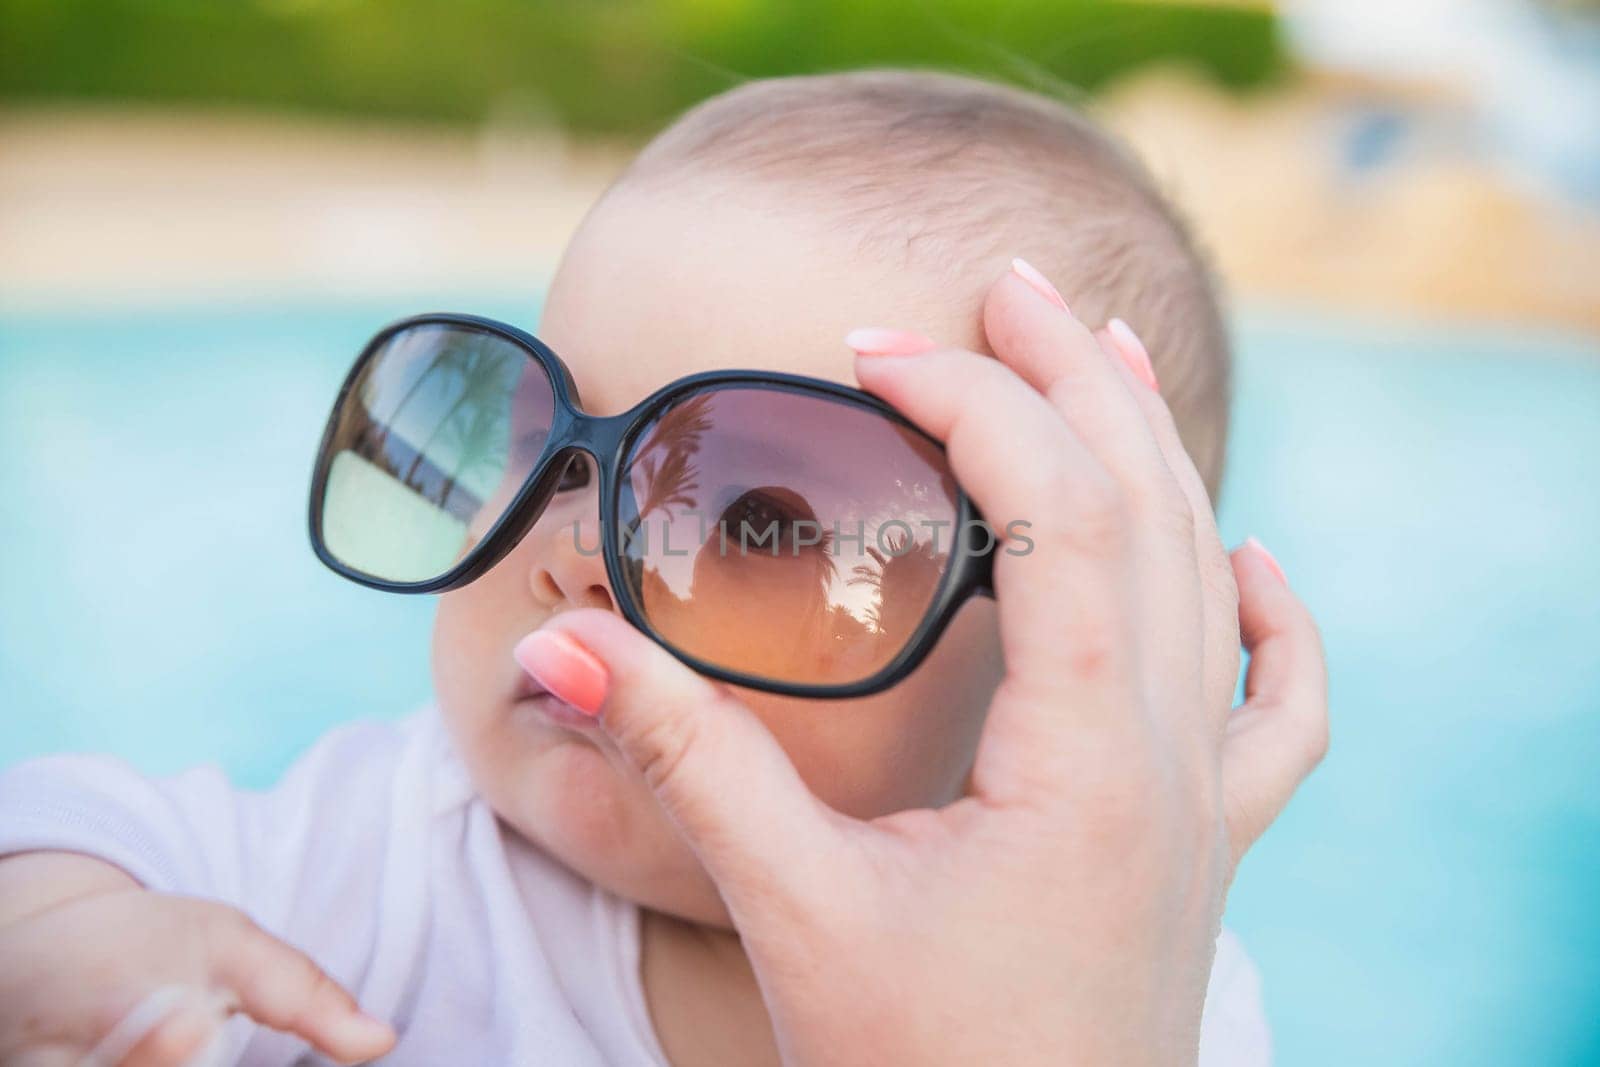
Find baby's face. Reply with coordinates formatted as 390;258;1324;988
432;178;1003;924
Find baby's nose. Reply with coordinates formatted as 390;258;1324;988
528;487;615;612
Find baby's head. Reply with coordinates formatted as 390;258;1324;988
432;69;1230;923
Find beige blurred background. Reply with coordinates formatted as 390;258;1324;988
3;2;1596;332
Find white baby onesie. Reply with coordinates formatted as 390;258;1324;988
0;709;1271;1065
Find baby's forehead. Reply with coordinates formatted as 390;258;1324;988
536;181;986;415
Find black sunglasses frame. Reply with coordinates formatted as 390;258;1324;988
309;312;995;699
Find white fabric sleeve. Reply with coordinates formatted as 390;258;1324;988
0;717;432;1067
1;751;249;897
0;718;413;971
1199;926;1273;1066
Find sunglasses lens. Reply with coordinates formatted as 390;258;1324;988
316;323;555;583
617;386;960;688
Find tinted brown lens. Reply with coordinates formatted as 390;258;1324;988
617;387;959;687
317;324;555;582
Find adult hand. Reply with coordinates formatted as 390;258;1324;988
515;261;1328;1066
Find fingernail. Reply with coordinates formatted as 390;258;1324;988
1106;317;1159;391
1243;536;1288;586
1010;257;1070;313
348;1014;396;1041
327;1012;397;1061
844;327;937;357
515;630;608;716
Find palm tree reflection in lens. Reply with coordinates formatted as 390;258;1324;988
321;326;553;581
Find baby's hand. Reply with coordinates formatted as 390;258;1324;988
0;860;394;1067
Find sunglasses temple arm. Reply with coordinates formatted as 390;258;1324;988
962;505;998;598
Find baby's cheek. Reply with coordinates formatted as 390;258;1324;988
441;688;651;871
762;599;999;817
431;583;501;702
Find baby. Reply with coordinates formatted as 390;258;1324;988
0;70;1272;1065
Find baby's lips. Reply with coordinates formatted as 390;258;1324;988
512;661;547;701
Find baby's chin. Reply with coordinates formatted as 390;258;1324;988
460;699;733;926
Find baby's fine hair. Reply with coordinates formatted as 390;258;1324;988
620;68;1232;499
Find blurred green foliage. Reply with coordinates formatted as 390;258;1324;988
0;0;1284;130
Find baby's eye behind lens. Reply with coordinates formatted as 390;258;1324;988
616;386;958;688
316;323;555;583
718;487;819;555
555;455;593;493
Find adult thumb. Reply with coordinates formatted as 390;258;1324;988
514;610;837;903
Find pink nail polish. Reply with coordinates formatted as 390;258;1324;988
843;327;937;357
1106;318;1159;391
514;631;608;716
330;1012;397;1049
1243;537;1288;586
1010;257;1070;313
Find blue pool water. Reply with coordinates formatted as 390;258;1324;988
2;298;1597;1064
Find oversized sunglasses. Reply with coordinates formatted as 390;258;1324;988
309;314;997;698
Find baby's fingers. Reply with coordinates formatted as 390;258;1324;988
108;988;228;1067
1220;540;1329;865
203;905;394;1065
